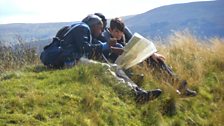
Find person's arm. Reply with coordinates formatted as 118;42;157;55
74;24;117;56
73;25;108;55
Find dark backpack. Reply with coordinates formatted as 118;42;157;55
40;26;73;68
40;23;88;68
40;37;65;68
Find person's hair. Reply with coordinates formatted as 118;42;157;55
94;13;107;29
110;18;125;32
82;14;103;28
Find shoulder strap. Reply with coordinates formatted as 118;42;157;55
62;22;86;39
55;26;71;40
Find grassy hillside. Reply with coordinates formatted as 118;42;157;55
0;33;224;125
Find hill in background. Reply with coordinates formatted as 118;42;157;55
0;0;223;46
0;22;73;45
125;0;224;40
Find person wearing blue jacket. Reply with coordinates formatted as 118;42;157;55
41;14;116;68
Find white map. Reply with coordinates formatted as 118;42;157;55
115;33;157;69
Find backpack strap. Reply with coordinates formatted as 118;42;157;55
55;26;71;40
62;22;87;39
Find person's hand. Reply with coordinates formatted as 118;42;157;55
151;53;165;62
108;38;117;47
111;47;124;55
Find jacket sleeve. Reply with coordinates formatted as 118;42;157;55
69;24;109;57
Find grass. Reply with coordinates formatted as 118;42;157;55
0;33;224;125
0;40;39;73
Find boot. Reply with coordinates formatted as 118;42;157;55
135;87;162;104
178;80;197;97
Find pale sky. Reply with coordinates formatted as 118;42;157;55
0;0;211;24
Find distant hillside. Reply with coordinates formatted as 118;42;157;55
0;22;73;45
125;0;224;40
0;0;223;46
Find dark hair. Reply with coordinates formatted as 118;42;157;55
94;13;107;29
110;18;125;32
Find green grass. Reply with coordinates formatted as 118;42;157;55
0;63;223;126
0;33;224;125
0;64;143;126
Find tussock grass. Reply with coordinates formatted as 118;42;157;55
0;41;39;73
0;32;224;125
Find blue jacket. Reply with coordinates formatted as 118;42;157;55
61;22;108;61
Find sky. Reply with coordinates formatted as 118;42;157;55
0;0;211;24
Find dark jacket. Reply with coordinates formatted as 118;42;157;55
123;26;133;43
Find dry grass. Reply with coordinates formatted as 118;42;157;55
0;41;39;73
156;31;224;85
